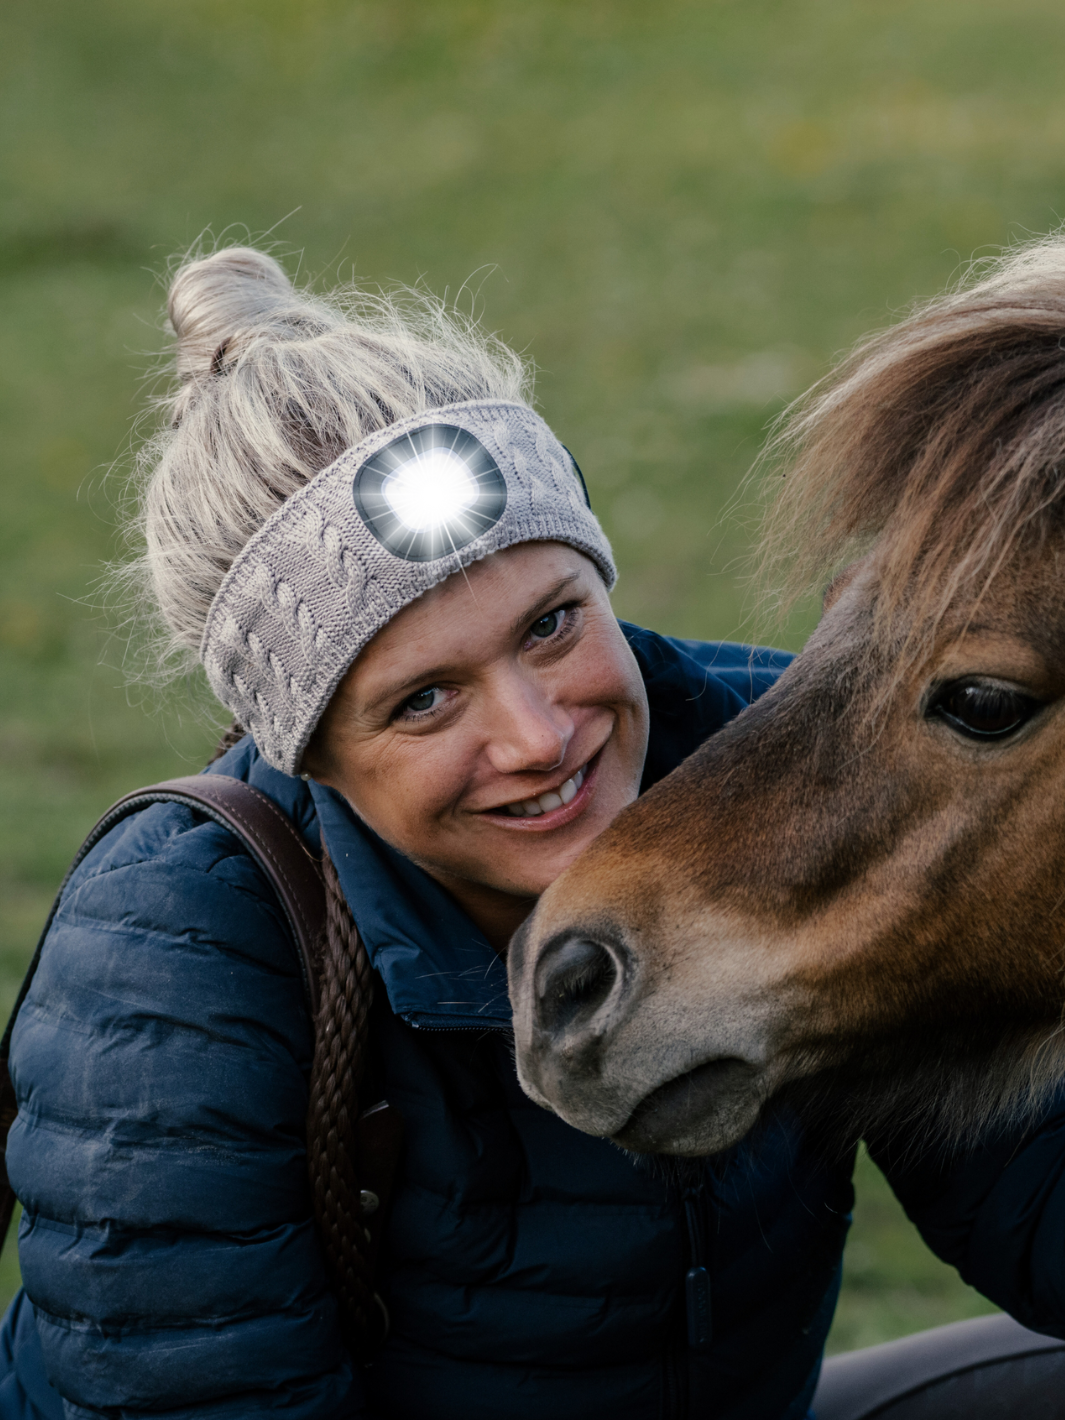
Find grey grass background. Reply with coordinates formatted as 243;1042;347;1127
5;0;1061;1351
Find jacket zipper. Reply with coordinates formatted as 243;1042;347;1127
662;1183;714;1420
410;1014;708;1419
663;1336;686;1420
404;1018;511;1033
683;1191;712;1353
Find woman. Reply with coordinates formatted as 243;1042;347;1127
1;244;1063;1420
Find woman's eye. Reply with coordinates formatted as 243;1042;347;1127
928;680;1041;741
529;609;564;640
404;686;444;715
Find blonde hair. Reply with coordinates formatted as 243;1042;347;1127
126;245;532;681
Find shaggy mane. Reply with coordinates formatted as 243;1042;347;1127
757;236;1065;673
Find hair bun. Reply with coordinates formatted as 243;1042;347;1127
134;242;531;672
168;247;295;379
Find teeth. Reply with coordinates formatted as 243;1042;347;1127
501;763;588;818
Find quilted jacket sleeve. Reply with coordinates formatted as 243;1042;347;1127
872;1092;1065;1336
6;801;364;1417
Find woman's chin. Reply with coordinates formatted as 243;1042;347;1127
486;837;606;903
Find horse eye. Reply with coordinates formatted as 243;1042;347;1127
928;680;1041;741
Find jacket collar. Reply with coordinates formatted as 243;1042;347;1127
308;624;771;1030
310;781;512;1030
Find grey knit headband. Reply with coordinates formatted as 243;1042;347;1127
201;400;617;774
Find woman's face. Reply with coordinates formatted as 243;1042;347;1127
309;542;649;935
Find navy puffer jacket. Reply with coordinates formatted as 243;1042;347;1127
3;625;1065;1420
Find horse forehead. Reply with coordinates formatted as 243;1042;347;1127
932;626;1053;682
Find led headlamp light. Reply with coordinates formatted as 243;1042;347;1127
353;424;508;562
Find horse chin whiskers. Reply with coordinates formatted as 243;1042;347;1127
609;1054;769;1156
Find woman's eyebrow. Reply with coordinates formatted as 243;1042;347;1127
509;573;581;636
364;663;458;713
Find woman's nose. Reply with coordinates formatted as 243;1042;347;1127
485;684;573;775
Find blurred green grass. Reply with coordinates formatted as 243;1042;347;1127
4;0;1065;1352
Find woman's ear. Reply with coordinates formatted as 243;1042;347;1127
302;666;356;788
300;726;334;786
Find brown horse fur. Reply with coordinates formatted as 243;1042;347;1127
508;237;1065;1160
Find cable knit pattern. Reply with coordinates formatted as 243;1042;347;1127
200;400;616;773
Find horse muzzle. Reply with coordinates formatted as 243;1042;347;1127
509;909;776;1155
509;921;637;1125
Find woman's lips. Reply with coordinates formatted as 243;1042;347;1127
479;750;602;831
502;763;586;817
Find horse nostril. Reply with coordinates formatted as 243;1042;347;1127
535;936;618;1036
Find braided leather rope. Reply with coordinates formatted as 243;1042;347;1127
211;720;377;1357
309;844;377;1354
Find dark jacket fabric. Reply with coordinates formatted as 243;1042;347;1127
2;624;1064;1420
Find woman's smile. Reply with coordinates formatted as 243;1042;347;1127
480;746;601;827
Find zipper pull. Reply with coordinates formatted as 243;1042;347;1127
685;1265;712;1352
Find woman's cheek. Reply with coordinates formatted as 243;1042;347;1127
374;741;469;831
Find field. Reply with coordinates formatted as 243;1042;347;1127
3;0;1063;1350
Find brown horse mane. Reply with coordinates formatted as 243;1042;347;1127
756;236;1065;683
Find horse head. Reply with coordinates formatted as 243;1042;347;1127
509;239;1065;1157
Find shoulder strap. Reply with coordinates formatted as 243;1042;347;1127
0;774;326;1242
88;776;325;1015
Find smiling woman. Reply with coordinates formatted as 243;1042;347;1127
0;244;806;1420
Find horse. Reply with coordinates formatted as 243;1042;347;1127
508;239;1065;1159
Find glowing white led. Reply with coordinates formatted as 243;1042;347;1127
353;423;509;562
382;449;478;532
